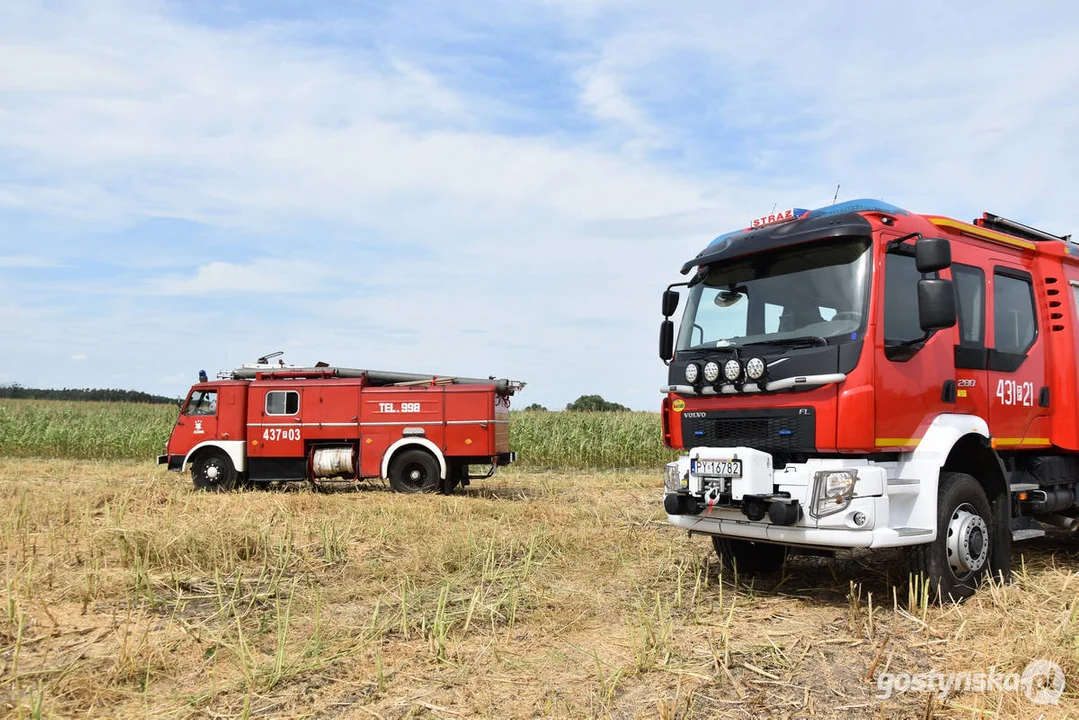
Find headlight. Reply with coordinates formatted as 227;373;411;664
684;363;700;383
745;357;766;381
812;469;859;516
703;361;720;383
723;359;742;382
664;462;686;492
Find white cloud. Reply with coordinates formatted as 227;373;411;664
2;0;1078;408
0;255;61;268
150;259;343;296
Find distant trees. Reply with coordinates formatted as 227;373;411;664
0;384;177;404
565;394;629;412
522;403;548;412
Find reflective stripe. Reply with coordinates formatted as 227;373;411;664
446;420;507;425
248;422;355;427
926;216;1037;251
875;438;921;447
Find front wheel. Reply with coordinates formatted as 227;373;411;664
388;449;441;494
191;450;237;492
712;536;787;575
909;472;992;602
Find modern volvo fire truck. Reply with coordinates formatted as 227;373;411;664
658;199;1078;599
158;355;524;494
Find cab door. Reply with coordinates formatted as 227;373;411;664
167;388;219;457
986;261;1048;447
873;239;955;449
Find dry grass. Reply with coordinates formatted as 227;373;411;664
1;458;1077;719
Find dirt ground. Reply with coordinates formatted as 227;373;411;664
1;459;1077;719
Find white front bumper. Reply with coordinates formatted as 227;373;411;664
665;447;929;549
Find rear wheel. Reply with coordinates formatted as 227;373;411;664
712;536;787;575
191;451;237;492
388;449;441;494
909;472;992;602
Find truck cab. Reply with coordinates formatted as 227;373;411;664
659;199;1076;600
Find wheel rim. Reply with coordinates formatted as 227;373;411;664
946;502;989;579
201;459;222;485
401;462;428;489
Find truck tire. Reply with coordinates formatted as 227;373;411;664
712;536;786;574
909;471;992;602
441;463;465;495
388;449;441;494
191;450;238;492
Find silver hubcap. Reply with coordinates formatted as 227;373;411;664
409;469;423;481
205;464;219;480
946;503;988;578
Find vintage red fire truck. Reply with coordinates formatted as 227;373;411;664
158;355;524;493
659;199;1079;599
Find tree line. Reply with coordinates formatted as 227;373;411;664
522;394;630;413
0;383;177;404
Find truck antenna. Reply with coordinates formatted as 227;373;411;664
832;184;841;205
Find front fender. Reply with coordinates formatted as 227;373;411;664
183;440;248;472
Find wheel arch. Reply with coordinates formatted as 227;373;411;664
183;440;247;473
380;438;447;480
942;434;1008;507
906;414;1011;581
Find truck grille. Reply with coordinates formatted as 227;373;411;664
681;408;816;458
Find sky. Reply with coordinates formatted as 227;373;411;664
2;1;1079;410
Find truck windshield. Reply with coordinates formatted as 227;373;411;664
677;237;872;351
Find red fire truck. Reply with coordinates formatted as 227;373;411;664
659;199;1078;599
158;355;524;494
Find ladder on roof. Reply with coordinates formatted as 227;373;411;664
976;212;1071;244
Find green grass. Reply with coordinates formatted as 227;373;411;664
0;399;176;460
0;399;675;469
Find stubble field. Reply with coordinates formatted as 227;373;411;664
1;400;1078;718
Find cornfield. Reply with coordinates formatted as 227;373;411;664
0;399;675;468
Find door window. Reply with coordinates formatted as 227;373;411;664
183;390;217;416
993;271;1036;354
265;390;300;415
953;265;985;346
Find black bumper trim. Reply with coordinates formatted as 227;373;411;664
159;454;186;472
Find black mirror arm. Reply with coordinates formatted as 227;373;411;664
886;232;923;253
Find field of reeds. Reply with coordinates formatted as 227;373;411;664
0;399;676;469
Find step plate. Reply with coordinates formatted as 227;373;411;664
1012;528;1047;542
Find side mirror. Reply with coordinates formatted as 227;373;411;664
918;278;957;331
662;289;679;317
659;320;675;361
915;237;951;273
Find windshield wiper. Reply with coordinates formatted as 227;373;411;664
742;335;829;349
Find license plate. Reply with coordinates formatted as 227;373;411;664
691;459;742;477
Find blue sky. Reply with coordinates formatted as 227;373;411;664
2;0;1079;410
